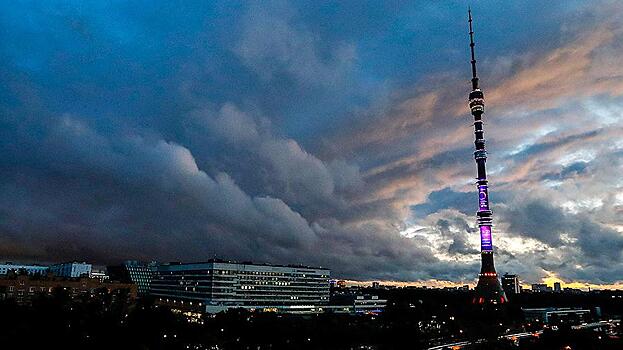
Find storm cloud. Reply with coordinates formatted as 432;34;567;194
1;1;622;286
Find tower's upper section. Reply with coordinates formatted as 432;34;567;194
468;9;485;115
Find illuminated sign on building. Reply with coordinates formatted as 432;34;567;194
480;225;493;251
478;185;489;210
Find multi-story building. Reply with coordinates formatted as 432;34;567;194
502;274;520;296
107;261;156;296
150;260;330;313
554;282;562;292
0;274;136;305
0;263;49;276
531;283;552;293
523;307;591;325
328;293;387;314
90;268;109;282
49;262;92;278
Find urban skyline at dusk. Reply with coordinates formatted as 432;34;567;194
1;0;623;292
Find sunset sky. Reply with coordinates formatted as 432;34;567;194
1;1;622;287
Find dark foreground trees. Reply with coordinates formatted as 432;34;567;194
0;288;621;349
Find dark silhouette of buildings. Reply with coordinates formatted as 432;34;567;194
0;273;136;305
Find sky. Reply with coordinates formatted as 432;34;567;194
1;1;622;287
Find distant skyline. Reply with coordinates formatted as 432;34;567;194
1;1;622;287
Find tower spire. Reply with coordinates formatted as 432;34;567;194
468;8;479;90
466;9;507;306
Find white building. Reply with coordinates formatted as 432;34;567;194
90;268;109;282
49;262;92;278
151;260;330;313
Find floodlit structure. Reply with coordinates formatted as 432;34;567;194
467;10;507;305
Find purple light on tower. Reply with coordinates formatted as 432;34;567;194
478;183;492;251
480;225;493;251
478;184;489;210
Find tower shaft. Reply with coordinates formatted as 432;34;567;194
467;9;507;305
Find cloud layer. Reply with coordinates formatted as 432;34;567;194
1;1;622;285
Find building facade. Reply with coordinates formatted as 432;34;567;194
150;260;330;313
0;275;136;305
49;262;92;278
329;293;387;314
107;261;156;296
502;274;520;296
523;307;591;325
0;263;49;276
554;282;562;292
531;283;552;293
90;268;109;282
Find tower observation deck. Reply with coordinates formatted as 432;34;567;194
467;9;507;305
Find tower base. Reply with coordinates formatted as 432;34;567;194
473;274;507;305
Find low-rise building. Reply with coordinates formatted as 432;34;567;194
151;260;330;313
0;263;49;276
0;274;136;305
90;268;109;282
328;294;387;314
49;262;92;278
523;307;591;325
531;283;552;293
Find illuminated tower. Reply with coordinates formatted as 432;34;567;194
467;9;507;305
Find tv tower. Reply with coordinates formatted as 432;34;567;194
467;9;507;305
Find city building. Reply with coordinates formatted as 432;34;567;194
328;294;387;314
49;262;92;278
90;268;109;282
150;260;330;313
372;281;380;289
531;283;552;293
554;282;562;292
466;10;507;305
502;274;520;296
0;263;49;276
107;261;156;296
523;307;591;325
0;274;136;305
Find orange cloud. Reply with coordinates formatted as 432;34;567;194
485;25;623;113
337;13;623;216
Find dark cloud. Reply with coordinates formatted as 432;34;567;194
0;1;622;286
496;199;623;283
541;161;589;181
502;200;569;247
411;188;475;219
435;218;479;256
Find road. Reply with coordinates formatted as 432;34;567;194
426;330;543;349
426;319;621;350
